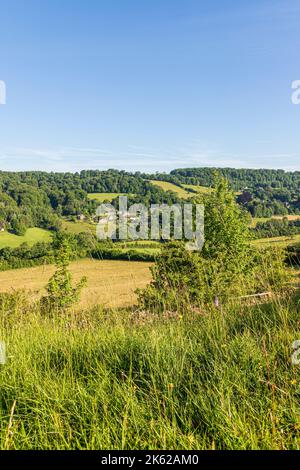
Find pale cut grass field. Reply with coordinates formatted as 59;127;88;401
0;259;152;308
149;180;191;199
87;192;125;202
181;183;213;194
273;215;300;221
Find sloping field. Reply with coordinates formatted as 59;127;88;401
61;219;96;235
181;183;213;194
87;193;124;202
149;180;191;198
0;259;152;308
0;227;52;249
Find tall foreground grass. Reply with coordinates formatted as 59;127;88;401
0;292;300;449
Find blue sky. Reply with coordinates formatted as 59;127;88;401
0;0;299;172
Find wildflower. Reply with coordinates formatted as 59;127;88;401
168;383;174;390
290;379;297;385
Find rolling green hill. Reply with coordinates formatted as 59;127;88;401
0;227;52;249
181;183;213;194
149;180;191;198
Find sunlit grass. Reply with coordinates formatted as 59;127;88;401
0;259;152;309
149;181;191;199
87;193;126;202
181;183;213;194
0;292;300;449
253;234;300;248
61;219;96;235
251;215;300;228
0;227;52;249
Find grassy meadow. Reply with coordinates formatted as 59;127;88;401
0;259;152;309
87;193;125;202
0;228;52;249
0;230;299;449
1;291;300;449
61;219;96;235
181;183;213;194
87;182;214;201
149;180;191;199
0;181;299;449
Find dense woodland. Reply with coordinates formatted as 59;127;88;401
0;167;299;270
0;170;182;235
144;167;300;216
0;167;300;233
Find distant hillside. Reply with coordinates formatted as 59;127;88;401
143;168;300;217
0;167;298;236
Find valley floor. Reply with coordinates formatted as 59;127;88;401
0;259;152;308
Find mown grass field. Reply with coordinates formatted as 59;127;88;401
61;219;96;235
0;259;152;308
149;180;191;199
0;227;52;249
150;180;236;198
87;192;125;202
181;183;213;194
273;215;300;221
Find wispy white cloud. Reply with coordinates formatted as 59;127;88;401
0;144;298;172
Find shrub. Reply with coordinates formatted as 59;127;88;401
40;237;87;313
138;176;290;312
